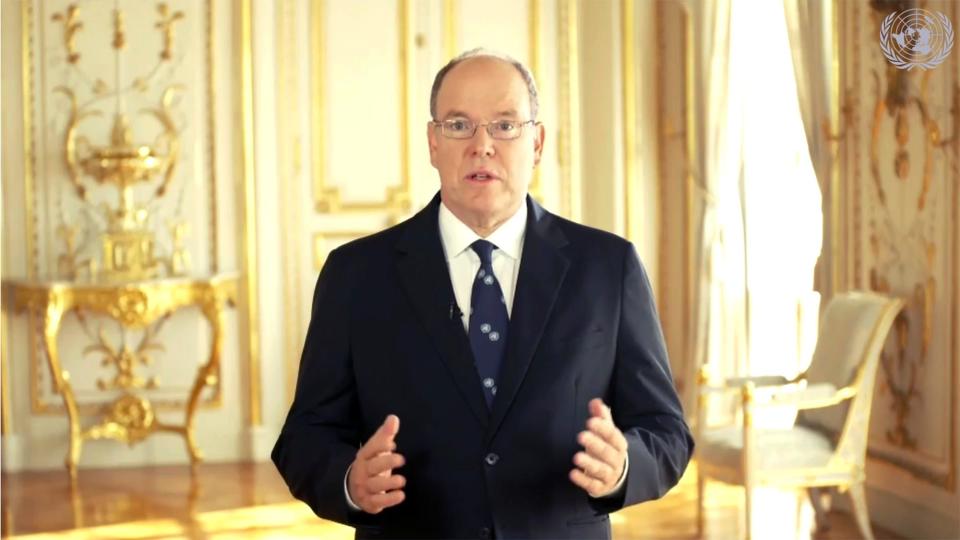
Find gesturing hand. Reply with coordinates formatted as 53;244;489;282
347;414;407;514
569;398;628;497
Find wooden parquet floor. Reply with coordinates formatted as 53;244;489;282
1;461;901;539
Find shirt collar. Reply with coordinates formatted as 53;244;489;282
438;199;527;261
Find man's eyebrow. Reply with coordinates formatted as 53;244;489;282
440;109;521;119
441;110;472;119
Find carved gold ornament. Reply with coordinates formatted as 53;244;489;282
51;4;83;64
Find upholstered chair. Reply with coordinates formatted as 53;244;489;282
695;291;903;540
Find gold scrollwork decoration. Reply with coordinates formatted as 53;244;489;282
142;85;184;197
51;4;83;64
84;322;163;392
56;87;101;200
155;4;185;61
56;224;84;280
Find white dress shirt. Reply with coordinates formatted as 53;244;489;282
438;201;527;330
344;200;626;510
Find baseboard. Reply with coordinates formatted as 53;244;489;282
1;434;25;471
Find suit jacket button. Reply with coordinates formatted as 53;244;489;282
484;452;499;466
479;526;492;539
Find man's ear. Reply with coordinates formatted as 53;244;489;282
427;121;438;168
533;122;546;166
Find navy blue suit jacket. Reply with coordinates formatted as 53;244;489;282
272;194;693;539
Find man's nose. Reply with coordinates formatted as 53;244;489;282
468;126;496;157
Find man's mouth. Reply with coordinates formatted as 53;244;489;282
466;171;497;182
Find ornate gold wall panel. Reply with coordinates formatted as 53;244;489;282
839;0;957;490
17;0;225;417
310;0;413;215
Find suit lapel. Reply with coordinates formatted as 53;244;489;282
395;195;490;429
487;197;570;442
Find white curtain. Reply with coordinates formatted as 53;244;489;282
783;0;834;298
684;0;749;419
686;0;824;420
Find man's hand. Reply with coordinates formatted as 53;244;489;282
347;414;406;514
569;398;628;497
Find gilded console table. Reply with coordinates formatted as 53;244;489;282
4;274;238;478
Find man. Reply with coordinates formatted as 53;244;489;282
272;49;693;539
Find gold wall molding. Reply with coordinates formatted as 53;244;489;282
851;0;862;290
311;0;413;215
654;0;668;352
277;0;307;406
829;0;841;297
443;0;457;61
620;0;637;241
21;2;38;281
1;309;11;434
652;1;693;393
239;0;262;427
207;0;219;274
528;0;542;202
556;0;581;220
682;4;695;390
654;0;666;322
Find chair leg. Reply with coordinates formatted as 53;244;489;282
848;482;874;540
808;487;831;531
743;483;752;540
696;466;705;538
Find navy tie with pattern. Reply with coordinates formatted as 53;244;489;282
468;240;509;408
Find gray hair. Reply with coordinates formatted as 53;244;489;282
429;48;539;121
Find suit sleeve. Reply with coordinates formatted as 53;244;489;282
271;248;368;526
589;244;695;513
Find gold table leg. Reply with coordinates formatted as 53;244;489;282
39;297;83;480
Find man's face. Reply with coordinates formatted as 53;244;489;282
428;57;545;231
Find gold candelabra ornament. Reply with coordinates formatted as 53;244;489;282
76;113;169;281
55;3;186;283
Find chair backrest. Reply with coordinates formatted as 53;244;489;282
797;291;903;466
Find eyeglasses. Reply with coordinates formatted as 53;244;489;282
431;118;536;140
